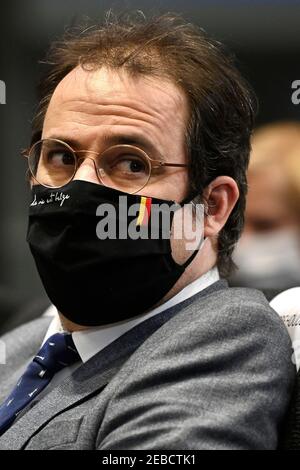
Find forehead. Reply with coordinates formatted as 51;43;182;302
44;65;188;140
52;65;186;106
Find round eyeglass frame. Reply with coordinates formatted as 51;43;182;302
22;138;189;194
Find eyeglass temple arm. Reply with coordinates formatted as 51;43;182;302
153;162;188;168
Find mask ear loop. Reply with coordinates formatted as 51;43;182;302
181;242;202;269
178;199;209;269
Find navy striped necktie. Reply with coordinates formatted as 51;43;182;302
0;332;81;436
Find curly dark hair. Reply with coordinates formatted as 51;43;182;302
30;10;257;277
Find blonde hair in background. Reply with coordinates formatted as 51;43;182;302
249;121;300;217
284;147;300;216
249;121;300;172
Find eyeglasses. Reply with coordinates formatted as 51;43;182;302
22;138;188;194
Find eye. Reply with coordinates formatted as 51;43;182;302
109;155;148;176
122;157;146;173
45;149;74;167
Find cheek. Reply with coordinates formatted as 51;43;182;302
170;205;204;264
139;172;189;202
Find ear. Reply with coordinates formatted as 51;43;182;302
203;176;239;237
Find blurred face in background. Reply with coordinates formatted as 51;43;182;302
232;122;300;290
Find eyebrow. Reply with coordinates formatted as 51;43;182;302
46;133;164;161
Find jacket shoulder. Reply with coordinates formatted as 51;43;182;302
186;285;291;350
98;285;295;449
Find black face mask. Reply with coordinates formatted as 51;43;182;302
27;180;199;326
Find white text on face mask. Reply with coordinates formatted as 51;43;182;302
30;192;71;208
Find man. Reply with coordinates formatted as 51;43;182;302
0;11;295;449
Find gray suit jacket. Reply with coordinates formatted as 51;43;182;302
0;280;295;450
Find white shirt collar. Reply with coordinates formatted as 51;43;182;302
42;266;220;363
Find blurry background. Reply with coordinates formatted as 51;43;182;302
0;0;300;330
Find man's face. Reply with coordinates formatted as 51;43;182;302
42;65;189;202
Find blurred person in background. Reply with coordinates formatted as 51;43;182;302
231;121;300;296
